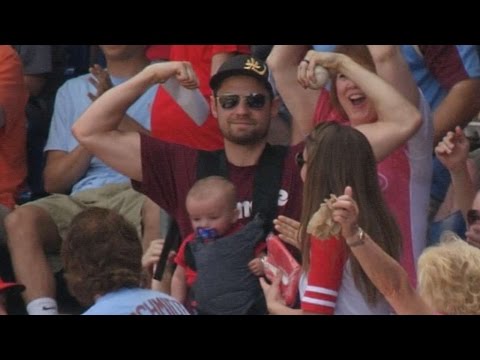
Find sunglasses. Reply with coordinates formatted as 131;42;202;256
467;209;480;226
295;152;307;168
216;93;267;110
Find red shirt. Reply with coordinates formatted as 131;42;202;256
301;235;347;314
0;46;28;209
313;89;348;125
150;45;250;151
145;45;171;61
132;135;304;240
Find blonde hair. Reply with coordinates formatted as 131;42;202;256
187;176;237;211
417;232;480;315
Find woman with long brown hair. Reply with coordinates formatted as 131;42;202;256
261;123;402;314
270;46;433;286
261;48;422;315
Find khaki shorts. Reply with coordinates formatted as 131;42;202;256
25;183;146;272
27;183;146;241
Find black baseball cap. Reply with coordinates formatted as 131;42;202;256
210;54;274;97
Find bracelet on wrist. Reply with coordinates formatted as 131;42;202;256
346;226;365;247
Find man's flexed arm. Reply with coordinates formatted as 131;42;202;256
72;61;199;182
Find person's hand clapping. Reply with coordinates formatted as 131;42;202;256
332;186;360;240
435;126;470;173
88;64;114;102
273;215;301;249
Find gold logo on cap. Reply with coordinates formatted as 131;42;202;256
244;58;267;76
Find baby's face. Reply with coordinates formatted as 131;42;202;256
187;194;237;237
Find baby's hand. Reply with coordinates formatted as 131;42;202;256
248;257;265;277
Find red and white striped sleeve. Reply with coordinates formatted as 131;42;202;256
301;236;347;314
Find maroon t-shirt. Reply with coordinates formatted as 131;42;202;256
132;134;304;239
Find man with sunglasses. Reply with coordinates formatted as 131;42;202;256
72;55;304;277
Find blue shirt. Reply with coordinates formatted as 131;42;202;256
45;73;157;194
83;288;190;315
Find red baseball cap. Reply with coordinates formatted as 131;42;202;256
0;277;25;295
